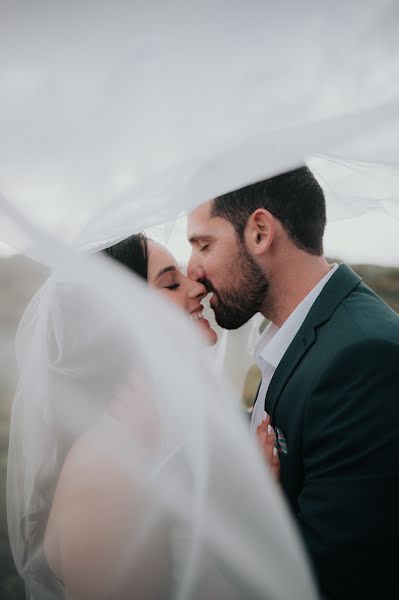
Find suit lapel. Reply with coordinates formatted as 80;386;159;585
265;264;362;421
265;328;316;418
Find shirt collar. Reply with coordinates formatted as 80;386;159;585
255;264;338;369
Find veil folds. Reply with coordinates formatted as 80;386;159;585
2;1;399;598
4;198;318;599
1;0;399;255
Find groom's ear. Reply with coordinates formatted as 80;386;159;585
245;209;275;256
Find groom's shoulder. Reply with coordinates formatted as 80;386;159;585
310;284;399;388
337;277;399;342
311;266;399;357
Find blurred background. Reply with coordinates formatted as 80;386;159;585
0;256;47;597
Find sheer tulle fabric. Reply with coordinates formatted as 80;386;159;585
2;1;399;598
1;1;399;255
5;198;318;599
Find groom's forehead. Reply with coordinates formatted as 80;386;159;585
188;200;234;243
187;200;213;236
189;200;212;222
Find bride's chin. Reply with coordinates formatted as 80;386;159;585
207;330;218;346
197;319;218;346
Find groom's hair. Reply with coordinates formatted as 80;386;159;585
210;166;326;256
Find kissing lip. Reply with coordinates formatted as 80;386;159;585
190;305;204;315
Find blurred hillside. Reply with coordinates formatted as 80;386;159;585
0;256;47;408
0;255;46;598
350;263;399;313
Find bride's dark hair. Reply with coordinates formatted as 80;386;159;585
103;233;148;280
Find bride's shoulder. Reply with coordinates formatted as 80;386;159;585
44;427;142;588
44;423;173;598
52;427;135;511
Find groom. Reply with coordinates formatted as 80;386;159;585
187;167;399;600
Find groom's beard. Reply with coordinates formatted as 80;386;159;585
203;247;269;330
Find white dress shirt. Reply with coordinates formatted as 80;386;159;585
250;264;339;434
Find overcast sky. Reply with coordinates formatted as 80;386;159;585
1;1;399;265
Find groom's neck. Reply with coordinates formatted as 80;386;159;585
261;252;331;327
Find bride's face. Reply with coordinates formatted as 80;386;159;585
146;240;218;346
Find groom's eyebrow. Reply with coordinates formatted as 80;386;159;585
188;234;213;245
154;266;177;281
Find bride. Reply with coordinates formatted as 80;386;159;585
6;220;316;600
103;233;280;478
40;235;219;598
103;233;218;346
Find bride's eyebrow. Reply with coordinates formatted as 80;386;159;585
154;265;177;281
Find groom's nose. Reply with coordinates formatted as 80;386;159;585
187;255;205;282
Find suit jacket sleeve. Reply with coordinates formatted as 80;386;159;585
298;337;399;599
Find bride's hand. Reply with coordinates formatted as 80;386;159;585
256;413;281;484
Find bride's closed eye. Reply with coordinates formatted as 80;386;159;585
165;282;180;290
152;265;181;291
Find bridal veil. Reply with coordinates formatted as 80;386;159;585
2;1;399;598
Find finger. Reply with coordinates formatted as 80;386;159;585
271;446;281;482
265;424;275;467
258;413;269;431
256;414;269;440
256;425;268;449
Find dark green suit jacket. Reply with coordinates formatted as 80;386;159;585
264;264;399;599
